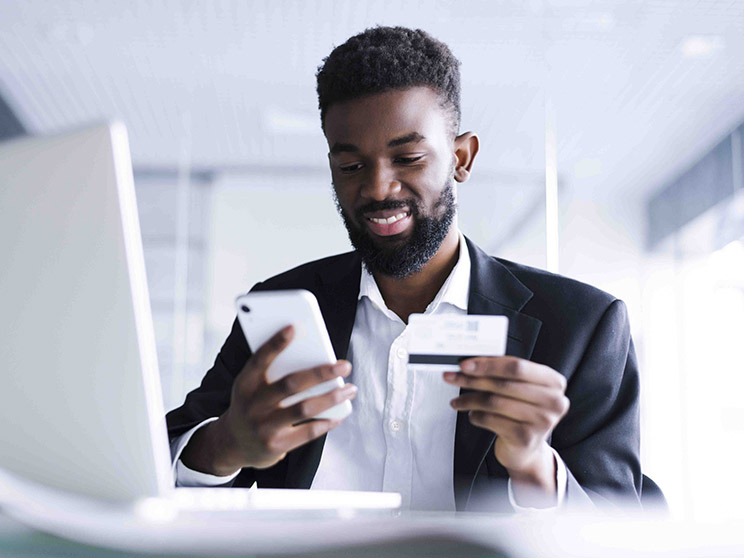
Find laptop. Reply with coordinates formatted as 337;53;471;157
0;123;400;531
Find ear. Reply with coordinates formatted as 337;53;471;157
453;132;480;183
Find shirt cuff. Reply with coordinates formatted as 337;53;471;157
507;446;567;513
170;417;241;487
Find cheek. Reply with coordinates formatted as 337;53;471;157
426;148;454;177
417;155;453;189
433;161;452;184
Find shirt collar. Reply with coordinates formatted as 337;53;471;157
358;231;471;315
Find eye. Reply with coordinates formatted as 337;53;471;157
339;162;363;173
394;155;424;164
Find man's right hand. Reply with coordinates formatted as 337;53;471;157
180;325;356;476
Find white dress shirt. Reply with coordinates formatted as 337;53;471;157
308;234;470;510
172;233;567;511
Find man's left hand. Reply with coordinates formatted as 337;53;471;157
444;357;570;503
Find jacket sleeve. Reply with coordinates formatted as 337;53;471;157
164;315;256;485
551;299;642;510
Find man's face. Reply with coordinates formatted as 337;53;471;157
324;86;458;278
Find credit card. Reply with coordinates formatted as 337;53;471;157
406;314;509;372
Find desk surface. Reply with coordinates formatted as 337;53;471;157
4;507;744;558
0;516;127;558
0;512;513;558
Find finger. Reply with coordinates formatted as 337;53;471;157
251;361;352;414
467;411;538;447
459;357;567;390
272;418;344;454
251;325;295;376
265;383;358;428
451;392;559;430
236;326;294;394
444;373;569;413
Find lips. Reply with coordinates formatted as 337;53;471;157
363;208;412;237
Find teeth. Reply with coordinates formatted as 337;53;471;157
369;212;407;225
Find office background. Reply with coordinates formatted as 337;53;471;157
1;0;743;522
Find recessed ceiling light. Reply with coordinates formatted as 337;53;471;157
596;13;615;31
680;35;724;58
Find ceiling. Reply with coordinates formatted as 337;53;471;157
1;0;743;202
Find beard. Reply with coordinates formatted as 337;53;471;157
334;178;457;279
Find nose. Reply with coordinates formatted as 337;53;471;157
360;162;401;201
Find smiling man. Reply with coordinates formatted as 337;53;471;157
166;26;641;511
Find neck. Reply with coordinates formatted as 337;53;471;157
373;227;461;323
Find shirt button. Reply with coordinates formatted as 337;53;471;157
390;420;402;432
396;347;407;359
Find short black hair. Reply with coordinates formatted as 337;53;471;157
316;26;461;136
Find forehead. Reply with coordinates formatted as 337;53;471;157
323;86;451;149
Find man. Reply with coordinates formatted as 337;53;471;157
166;26;640;512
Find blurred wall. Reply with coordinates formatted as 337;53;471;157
203;170;351;369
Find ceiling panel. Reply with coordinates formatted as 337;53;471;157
0;0;743;202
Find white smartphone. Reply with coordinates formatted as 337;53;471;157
235;289;352;421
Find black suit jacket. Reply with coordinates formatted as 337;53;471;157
166;238;641;511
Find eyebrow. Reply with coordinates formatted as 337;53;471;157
387;132;426;148
329;132;426;155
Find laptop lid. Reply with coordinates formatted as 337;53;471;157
0;123;173;502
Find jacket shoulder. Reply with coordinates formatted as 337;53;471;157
493;258;631;380
494;257;617;313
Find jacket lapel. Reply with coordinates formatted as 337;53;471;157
454;238;543;509
284;252;362;489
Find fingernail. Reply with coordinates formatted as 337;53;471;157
335;361;351;376
342;384;357;397
460;360;476;372
450;399;459;409
280;325;293;340
443;372;457;382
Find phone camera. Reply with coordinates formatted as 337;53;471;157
241;305;250;313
